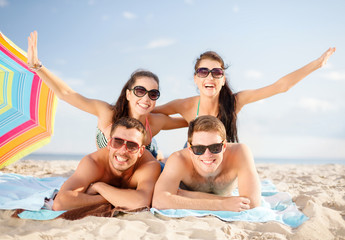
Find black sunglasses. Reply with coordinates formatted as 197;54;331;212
189;142;224;155
109;137;141;153
195;67;224;79
129;86;160;101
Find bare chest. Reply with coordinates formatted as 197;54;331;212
181;174;237;196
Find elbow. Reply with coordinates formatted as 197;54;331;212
280;85;291;93
52;197;65;211
52;192;71;211
152;192;169;210
58;89;75;102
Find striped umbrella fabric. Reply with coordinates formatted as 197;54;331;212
0;32;58;169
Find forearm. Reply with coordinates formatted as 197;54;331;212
94;182;151;209
276;58;322;93
177;189;225;200
36;66;76;100
52;191;107;211
153;192;225;210
162;117;188;130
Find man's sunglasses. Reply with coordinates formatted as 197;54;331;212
129;86;160;101
109;137;141;153
195;67;224;79
189;142;224;155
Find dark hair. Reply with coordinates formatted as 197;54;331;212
194;51;238;143
110;117;147;144
188;115;226;144
111;69;160;124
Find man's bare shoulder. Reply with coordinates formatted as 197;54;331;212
165;148;191;169
224;143;254;167
225;143;250;155
136;149;161;171
71;148;109;180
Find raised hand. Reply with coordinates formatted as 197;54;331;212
318;47;336;67
27;31;41;71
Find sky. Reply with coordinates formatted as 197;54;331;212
1;0;345;161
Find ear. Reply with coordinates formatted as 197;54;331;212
187;142;194;154
222;142;227;153
194;74;198;85
126;89;131;101
221;76;226;86
138;146;145;158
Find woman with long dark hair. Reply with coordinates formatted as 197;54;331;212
27;31;187;157
154;48;335;142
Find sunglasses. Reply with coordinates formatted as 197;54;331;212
189;142;224;155
129;86;160;101
195;68;224;79
109;137;141;153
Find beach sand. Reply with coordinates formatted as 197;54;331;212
0;160;344;240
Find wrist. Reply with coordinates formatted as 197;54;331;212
28;61;43;72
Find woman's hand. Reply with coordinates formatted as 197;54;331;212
318;47;336;68
27;31;41;70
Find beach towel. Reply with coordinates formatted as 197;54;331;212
151;179;308;228
0;172;66;211
0;173;308;226
0;173;148;220
12;203;149;220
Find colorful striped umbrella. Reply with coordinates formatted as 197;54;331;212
0;32;58;169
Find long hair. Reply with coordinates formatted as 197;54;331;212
111;69;160;124
194;51;238;142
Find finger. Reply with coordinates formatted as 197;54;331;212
241;197;251;204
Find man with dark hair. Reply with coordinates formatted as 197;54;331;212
53;117;161;211
153;115;261;211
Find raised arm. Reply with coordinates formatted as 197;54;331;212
52;154;107;211
153;99;184;115
235;47;336;113
151;114;188;133
27;31;110;117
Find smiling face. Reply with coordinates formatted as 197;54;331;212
108;126;144;172
126;76;159;116
189;131;226;177
194;59;226;98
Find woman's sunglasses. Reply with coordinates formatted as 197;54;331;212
129;86;160;101
195;67;224;79
189;142;224;155
109;137;141;153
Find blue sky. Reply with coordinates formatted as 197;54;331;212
1;0;345;160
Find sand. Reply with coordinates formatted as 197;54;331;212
0;159;344;240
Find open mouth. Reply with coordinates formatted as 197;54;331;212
204;83;215;89
115;155;128;164
201;159;216;165
137;102;150;110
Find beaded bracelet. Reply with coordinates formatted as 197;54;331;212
28;61;43;72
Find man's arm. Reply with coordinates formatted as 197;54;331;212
52;152;107;211
230;143;261;208
88;157;161;209
152;151;250;211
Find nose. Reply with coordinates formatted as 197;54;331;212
142;92;151;101
117;143;127;153
207;73;214;80
202;148;213;157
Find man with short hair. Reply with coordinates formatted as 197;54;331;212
152;115;261;211
53;117;161;211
